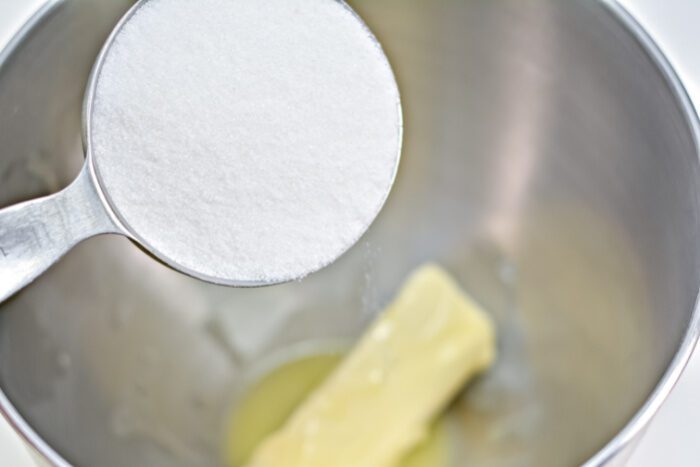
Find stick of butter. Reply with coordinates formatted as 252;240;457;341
247;264;496;467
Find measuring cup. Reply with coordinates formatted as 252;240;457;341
0;0;402;302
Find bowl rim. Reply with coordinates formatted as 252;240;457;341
0;1;698;466
584;0;700;465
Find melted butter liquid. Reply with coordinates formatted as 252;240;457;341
224;351;450;467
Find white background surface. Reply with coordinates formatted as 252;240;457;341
0;0;699;465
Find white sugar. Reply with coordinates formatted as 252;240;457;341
90;0;402;284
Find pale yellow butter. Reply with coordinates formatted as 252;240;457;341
247;264;496;467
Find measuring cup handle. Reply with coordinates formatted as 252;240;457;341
0;165;118;303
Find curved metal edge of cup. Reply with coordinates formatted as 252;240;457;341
80;0;144;242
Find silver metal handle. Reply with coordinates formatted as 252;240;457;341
0;165;118;302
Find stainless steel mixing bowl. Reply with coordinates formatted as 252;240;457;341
1;0;699;466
